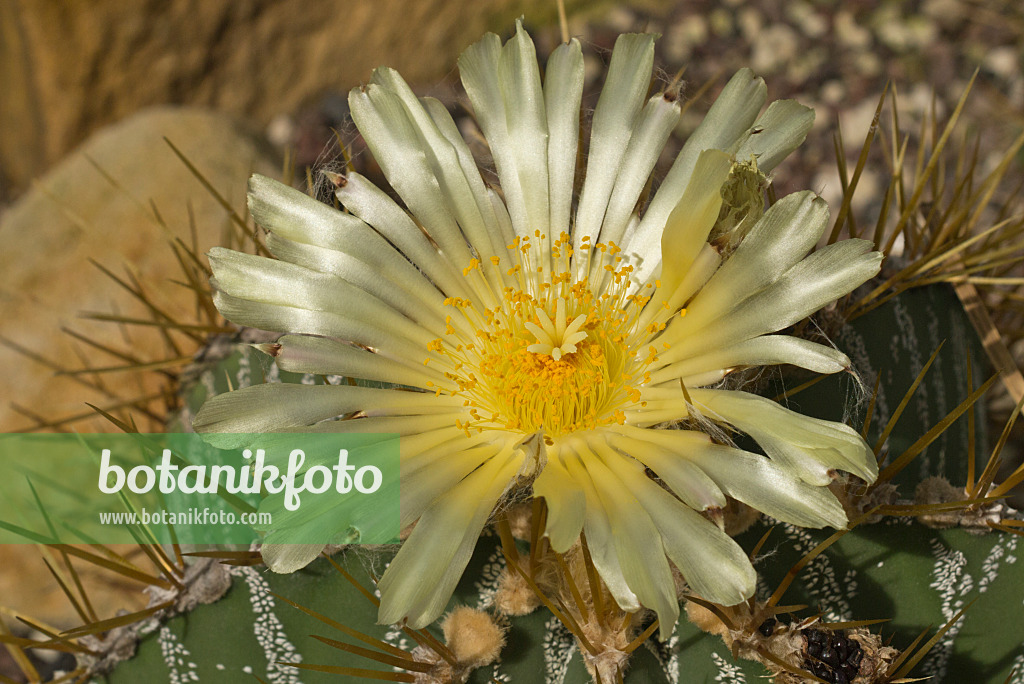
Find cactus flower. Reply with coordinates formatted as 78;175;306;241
194;22;882;636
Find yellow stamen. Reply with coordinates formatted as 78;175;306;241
426;235;670;437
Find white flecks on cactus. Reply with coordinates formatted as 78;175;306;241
158;626;199;684
1011;652;1024;684
229;565;304;684
923;538;972;679
542;616;577;684
264;357;281;383
473;546;507;609
979;533;1018;594
781;522;853;622
236;349;252;389
643;628;681;683
711;652;747;683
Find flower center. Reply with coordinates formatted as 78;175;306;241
425;233;665;438
484;337;609;435
524;297;589;361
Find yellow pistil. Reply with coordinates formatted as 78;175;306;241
483;338;608;434
524;297;589;360
427;232;673;438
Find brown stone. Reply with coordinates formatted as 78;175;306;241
0;105;278;631
0;106;278;433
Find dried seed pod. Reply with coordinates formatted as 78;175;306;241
685;598;898;683
493;566;544;616
774;626;898;683
723;498;762;536
504;501;534;541
441;606;508;671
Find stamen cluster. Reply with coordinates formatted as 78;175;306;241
426;232;667;437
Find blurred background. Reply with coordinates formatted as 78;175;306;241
0;0;1022;676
